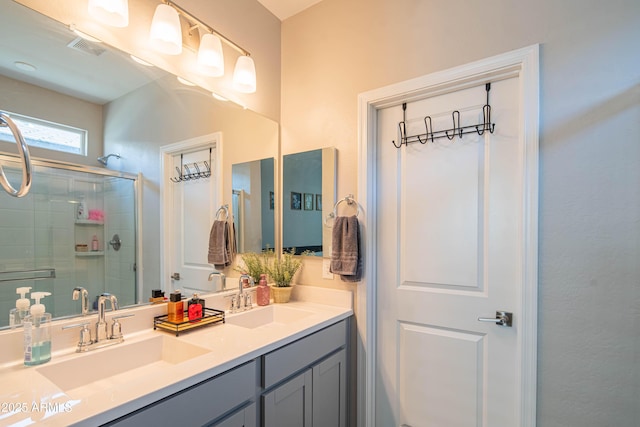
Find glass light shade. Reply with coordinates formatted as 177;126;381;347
149;4;182;55
233;55;256;93
197;33;224;77
88;0;129;28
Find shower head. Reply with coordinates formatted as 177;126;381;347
97;153;121;166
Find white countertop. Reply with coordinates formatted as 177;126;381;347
0;286;353;426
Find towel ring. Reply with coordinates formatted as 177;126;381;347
0;112;32;197
324;194;359;227
215;204;229;221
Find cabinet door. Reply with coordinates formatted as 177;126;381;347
263;369;312;427
312;349;347;427
210;402;256;427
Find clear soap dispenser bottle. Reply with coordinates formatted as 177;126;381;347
24;292;52;366
9;286;31;328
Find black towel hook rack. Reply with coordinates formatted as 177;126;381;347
392;83;496;148
171;148;213;182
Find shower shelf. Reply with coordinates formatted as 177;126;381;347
75;219;104;225
75;251;105;257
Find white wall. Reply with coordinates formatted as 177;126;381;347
0;74;103;166
281;0;640;425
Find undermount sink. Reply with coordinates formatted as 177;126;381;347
226;305;314;329
37;335;208;392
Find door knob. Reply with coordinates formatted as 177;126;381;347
171;272;181;280
478;311;512;327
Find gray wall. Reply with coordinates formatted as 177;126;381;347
281;0;640;425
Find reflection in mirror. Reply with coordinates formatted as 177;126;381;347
232;158;275;253
282;148;336;257
0;0;279;327
0;155;137;328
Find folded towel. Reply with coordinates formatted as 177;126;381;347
330;215;362;282
208;220;235;268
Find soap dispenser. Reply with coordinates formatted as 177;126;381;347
9;286;32;328
257;274;270;306
23;292;52;366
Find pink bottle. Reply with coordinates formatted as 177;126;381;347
257;274;270;306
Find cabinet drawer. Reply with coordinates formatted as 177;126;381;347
262;319;347;389
105;359;257;426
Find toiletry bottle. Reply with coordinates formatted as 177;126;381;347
9;286;32;328
77;196;88;220
23;292;52;366
167;290;184;322
188;293;204;322
257;274;270;306
91;235;99;251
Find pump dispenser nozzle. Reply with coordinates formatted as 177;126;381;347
16;287;31;309
30;292;51;316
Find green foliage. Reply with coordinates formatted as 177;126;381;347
234;251;271;284
265;248;303;287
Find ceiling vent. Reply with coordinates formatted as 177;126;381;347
66;37;106;57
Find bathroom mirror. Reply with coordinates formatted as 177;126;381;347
282;147;336;257
0;0;279;328
232;158;275;253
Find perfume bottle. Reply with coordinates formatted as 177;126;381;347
167;290;184;323
188;293;204;322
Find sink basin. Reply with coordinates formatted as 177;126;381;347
37;335;208;392
226;305;314;329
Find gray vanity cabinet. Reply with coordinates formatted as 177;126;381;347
102;359;257;427
261;319;349;427
209;402;257;427
97;317;350;427
263;369;313;426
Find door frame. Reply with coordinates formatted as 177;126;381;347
356;45;540;427
159;132;223;291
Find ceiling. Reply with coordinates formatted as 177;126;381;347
256;0;323;21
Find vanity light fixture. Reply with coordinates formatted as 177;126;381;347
149;3;182;55
233;55;257;94
149;1;257;93
197;33;224;77
88;0;129;28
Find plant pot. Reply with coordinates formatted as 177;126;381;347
271;286;292;303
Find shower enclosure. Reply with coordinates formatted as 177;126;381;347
0;154;139;328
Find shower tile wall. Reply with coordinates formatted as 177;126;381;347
0;170;74;325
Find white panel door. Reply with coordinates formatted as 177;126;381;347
171;148;218;294
375;78;526;426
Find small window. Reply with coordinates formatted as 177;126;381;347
0;112;87;156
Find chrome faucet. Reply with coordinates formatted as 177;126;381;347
72;286;89;315
63;292;133;352
96;293;119;342
208;270;226;289
231;274;253;312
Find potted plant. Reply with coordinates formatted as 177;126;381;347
265;248;303;303
234;251;270;285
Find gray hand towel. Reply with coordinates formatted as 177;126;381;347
330;215;362;282
208;220;233;267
